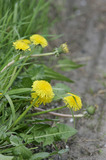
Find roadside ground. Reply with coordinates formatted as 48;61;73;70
51;0;106;159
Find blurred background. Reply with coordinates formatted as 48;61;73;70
49;0;106;159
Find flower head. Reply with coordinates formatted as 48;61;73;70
60;43;69;53
13;39;31;51
30;34;48;48
31;80;54;107
63;93;82;111
22;39;31;44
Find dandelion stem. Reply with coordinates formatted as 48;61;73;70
26;106;84;118
26;106;67;117
1;52;55;73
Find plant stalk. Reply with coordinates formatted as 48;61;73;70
26;106;67;117
1;52;55;73
26;107;84;118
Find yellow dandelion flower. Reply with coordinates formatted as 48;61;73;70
22;39;31;44
0;93;2;96
13;39;31;51
63;93;82;111
31;80;54;107
61;43;69;53
30;34;48;48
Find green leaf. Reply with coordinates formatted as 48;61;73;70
26;118;59;123
13;145;32;159
10;95;30;100
21;77;32;88
0;126;7;140
5;94;15;121
30;152;50;160
57;58;84;71
56;123;77;140
44;65;73;83
24;64;73;82
30;149;69;160
53;83;71;100
7;88;31;95
43;127;58;146
58;149;69;154
10;135;22;146
24;123;77;146
0;154;13;160
27;64;45;80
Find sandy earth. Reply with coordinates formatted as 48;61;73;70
50;0;106;159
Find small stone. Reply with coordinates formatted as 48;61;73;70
70;118;74;122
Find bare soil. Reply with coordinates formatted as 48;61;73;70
50;0;106;159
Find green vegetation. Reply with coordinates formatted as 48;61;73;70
0;0;85;159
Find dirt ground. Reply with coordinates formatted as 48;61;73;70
50;0;106;159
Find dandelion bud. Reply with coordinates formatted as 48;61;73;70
86;106;96;115
54;43;69;56
60;43;69;53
